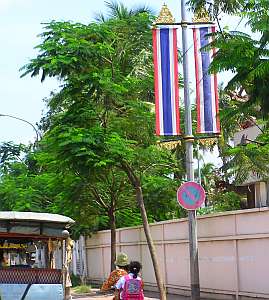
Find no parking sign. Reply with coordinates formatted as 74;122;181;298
177;181;205;210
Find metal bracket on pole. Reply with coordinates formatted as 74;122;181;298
183;135;195;142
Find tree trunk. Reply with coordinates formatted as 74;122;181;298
108;206;116;271
121;161;167;300
217;139;229;181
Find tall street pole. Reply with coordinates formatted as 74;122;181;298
0;113;40;142
180;0;201;299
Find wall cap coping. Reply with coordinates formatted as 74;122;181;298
87;207;269;235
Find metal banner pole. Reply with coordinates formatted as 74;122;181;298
180;0;201;299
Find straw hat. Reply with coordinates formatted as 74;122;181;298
115;252;129;266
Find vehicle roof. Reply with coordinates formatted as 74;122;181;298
0;211;75;225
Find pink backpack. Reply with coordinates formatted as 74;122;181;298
122;275;144;300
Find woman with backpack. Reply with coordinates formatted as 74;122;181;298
101;252;129;292
115;261;144;300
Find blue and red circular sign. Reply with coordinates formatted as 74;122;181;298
177;182;205;210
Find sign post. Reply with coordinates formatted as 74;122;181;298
153;2;215;299
181;0;201;298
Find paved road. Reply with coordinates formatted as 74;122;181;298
72;291;190;300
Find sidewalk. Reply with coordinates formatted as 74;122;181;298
72;290;190;300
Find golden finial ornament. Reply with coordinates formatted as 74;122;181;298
192;7;211;23
199;138;218;147
155;3;175;24
157;140;181;150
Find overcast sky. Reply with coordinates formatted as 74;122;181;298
0;0;241;145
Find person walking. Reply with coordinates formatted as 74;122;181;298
115;261;144;300
101;252;129;292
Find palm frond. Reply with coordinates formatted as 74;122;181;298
101;1;153;21
131;5;155;16
223;144;269;184
94;12;107;23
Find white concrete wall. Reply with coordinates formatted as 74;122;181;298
85;208;269;299
255;182;267;207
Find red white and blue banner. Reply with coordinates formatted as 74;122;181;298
193;26;220;134
152;28;180;136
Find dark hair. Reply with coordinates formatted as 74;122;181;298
129;261;142;279
118;264;129;272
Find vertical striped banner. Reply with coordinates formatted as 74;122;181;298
193;26;220;134
152;28;180;136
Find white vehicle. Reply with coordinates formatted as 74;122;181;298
0;211;74;300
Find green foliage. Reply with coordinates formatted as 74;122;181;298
70;274;82;287
73;285;91;294
3;0;269;234
0;1;188;240
188;0;244;15
223;132;269;184
0;142;30;172
188;0;268;22
207;28;269;114
188;0;269;191
198;191;242;215
190;0;269;116
142;175;186;221
212;191;242;211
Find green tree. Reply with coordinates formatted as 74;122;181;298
20;3;183;298
36;127;138;270
0;143;55;213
